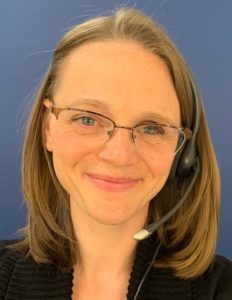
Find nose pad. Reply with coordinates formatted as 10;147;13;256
106;129;114;137
98;127;138;165
107;126;135;143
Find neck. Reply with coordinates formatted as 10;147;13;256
70;201;149;277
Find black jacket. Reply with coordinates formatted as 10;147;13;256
1;236;232;299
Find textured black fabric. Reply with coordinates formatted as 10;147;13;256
0;237;232;299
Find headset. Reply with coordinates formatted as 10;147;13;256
133;69;201;240
169;72;201;179
132;70;201;299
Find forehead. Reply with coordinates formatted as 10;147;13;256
53;40;180;124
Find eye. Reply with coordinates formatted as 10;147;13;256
71;115;97;126
141;124;165;135
80;116;96;126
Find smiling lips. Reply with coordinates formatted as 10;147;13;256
85;173;141;192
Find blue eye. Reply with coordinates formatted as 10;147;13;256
142;125;165;135
71;115;97;126
80;116;96;126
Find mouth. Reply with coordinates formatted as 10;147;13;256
85;172;141;192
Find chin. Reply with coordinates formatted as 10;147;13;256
87;203;146;227
93;214;130;226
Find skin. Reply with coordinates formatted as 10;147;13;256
44;40;180;299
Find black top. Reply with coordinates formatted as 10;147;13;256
0;236;232;300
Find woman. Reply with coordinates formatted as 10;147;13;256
0;7;231;300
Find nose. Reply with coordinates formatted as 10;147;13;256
97;127;139;166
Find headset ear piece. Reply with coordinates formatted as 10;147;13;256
168;133;198;180
177;134;197;177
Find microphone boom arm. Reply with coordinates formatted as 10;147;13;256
133;158;200;241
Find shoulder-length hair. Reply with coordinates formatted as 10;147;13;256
15;7;220;279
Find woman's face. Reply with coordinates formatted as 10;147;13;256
44;40;180;227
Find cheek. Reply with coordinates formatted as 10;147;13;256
146;154;175;176
51;130;91;166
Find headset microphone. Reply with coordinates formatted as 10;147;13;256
133;158;200;240
133;71;201;241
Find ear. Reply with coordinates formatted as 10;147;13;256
43;99;53;152
43;98;52;109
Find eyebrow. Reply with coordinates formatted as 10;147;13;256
65;98;177;126
67;98;108;110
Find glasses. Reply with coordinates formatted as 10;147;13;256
47;104;192;157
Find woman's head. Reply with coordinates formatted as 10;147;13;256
44;39;183;230
21;8;220;278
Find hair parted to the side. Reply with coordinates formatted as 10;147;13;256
14;7;220;279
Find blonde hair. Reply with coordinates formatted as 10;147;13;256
16;7;220;279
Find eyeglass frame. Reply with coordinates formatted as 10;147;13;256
44;100;192;153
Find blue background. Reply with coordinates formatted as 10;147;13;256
0;1;231;259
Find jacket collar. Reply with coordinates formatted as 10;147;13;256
5;234;191;299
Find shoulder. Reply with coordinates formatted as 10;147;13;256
0;239;20;265
0;239;22;273
0;239;22;297
0;240;73;299
213;255;232;275
193;255;232;300
211;255;232;284
211;255;232;294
